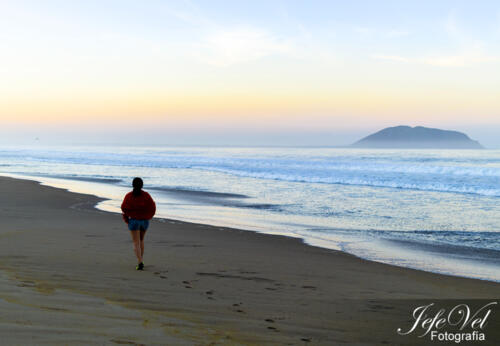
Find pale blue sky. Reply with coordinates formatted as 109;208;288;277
1;1;499;146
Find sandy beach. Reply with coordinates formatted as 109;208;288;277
0;176;498;345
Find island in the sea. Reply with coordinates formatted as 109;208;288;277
352;126;484;149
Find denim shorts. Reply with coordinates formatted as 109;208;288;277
128;219;149;231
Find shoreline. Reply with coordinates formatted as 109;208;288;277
0;176;499;344
4;172;499;283
0;173;500;283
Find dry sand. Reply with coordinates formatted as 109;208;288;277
0;176;498;345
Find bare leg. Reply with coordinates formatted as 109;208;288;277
139;230;146;258
129;231;142;263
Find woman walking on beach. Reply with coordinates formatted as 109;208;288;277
121;177;156;270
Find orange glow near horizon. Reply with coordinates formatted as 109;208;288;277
2;84;499;129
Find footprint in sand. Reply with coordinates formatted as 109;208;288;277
265;319;278;331
153;271;168;279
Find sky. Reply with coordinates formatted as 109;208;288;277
1;0;500;147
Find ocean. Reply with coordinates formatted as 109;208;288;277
1;145;499;282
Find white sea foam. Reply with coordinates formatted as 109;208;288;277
1;146;499;281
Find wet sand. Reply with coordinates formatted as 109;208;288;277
0;176;498;345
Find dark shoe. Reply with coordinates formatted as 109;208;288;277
136;262;144;270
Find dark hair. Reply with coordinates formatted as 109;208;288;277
132;177;143;196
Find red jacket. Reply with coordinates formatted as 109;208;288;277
121;190;156;221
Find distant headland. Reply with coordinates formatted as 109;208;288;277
352;126;483;149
